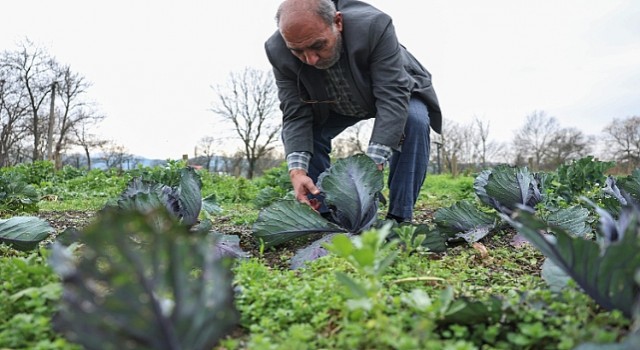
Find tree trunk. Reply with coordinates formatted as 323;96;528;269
451;154;458;178
83;145;92;170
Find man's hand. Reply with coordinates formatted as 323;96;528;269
377;163;384;171
289;169;321;210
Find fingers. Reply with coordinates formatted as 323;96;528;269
290;170;321;207
297;193;312;206
296;181;320;208
305;180;320;196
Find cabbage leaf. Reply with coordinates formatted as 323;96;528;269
433;200;497;243
475;165;543;214
505;208;640;317
253;154;384;268
50;208;238;349
0;216;53;251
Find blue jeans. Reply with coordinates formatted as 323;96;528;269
307;97;431;220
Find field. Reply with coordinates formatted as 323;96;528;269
0;158;638;350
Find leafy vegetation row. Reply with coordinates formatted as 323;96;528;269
1;156;639;349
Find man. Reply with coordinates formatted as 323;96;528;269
265;0;442;222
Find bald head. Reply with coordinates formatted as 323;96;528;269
276;0;336;27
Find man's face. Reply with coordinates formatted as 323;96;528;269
279;12;343;70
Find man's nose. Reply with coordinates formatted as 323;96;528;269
304;51;320;66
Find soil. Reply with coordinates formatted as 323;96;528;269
37;210;97;233
36;205;522;270
36;206;441;269
36;209;288;268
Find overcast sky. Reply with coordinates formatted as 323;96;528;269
1;0;639;160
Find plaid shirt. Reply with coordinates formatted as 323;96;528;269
287;52;392;172
323;59;369;118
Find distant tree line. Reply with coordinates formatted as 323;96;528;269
433;111;640;175
3;39;637;178
0;40;282;176
328;110;640;176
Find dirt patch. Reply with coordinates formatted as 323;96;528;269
37;210;96;233
36;207;442;268
36;209;290;268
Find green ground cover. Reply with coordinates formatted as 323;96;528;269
0;159;636;349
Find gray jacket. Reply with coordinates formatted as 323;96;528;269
265;0;442;156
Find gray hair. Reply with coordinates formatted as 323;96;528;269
276;0;337;26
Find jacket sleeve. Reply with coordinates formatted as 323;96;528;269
366;17;413;150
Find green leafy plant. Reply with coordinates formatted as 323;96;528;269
612;169;640;204
474;164;544;214
57;164;88;180
389;222;448;254
573;269;640;349
253;154;384;268
434;162;627;248
0;216;54;251
419;173;476;207
553;156;615;202
393;225;425;253
432;165;547;244
0;249;79;349
125;159;186;187
49;207;239;350
543;205;592;238
56;168;128;202
6;160;56;185
201;193;223;216
3;158;636;349
201;172;257;204
619;170;640;195
251;162;292;208
433;200;498;243
113;166;202;226
0;172;40;213
323;224;398;311
505;203;640;318
108;166;246;259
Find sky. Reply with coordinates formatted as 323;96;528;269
1;0;639;160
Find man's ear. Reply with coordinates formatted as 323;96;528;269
334;12;343;31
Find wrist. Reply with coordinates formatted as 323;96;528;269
287;152;311;173
289;168;308;179
367;143;392;165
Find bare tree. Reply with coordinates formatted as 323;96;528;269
99;141;132;171
52;65;100;169
544;127;594;169
0;74;30;167
219;150;247;177
1;39;58;161
73;117;107;170
603;115;640;171
255;148;285;176
194;136;219;171
62;152;87;168
211;67;281;179
472;116;504;168
440;120;475;175
513;110;560;170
